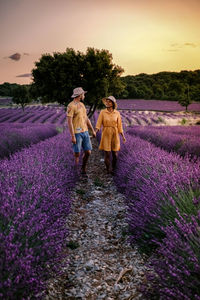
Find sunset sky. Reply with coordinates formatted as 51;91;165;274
0;0;200;84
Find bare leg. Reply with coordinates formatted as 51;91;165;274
81;150;91;173
111;151;118;174
74;152;80;165
104;151;111;174
73;152;80;174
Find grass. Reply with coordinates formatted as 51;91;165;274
93;176;105;187
66;241;80;250
181;118;187;125
56;126;65;133
76;188;86;196
157;116;165;123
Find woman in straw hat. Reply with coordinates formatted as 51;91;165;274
95;96;126;175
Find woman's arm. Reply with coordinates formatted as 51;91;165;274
120;132;126;143
95;111;103;132
118;113;126;143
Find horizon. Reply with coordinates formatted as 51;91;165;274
1;68;200;86
1;0;200;84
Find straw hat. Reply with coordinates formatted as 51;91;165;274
102;95;117;109
71;87;87;98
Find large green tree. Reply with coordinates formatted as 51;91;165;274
31;47;125;116
82;48;124;116
32;48;83;105
12;85;31;110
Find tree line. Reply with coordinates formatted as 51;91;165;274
0;47;200;112
119;70;200;102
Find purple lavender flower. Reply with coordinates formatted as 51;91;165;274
0;131;78;298
113;133;200;299
116;99;200;112
0;123;59;159
193;197;200;206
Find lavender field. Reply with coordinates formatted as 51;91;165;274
0;131;78;298
93;108;200;299
0;106;77;297
114;134;200;299
127;125;200;158
1;103;200;127
117;99;200;112
0;123;59;159
0;105;66;125
0;103;200;299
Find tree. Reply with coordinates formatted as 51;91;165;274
178;85;192;111
168;80;185;96
12;85;31;110
32;49;83;106
32;47;124;116
118;69;200;101
152;84;164;99
0;82;19;97
82;48;124;117
189;85;200;102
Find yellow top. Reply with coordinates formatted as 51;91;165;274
95;109;123;151
67;101;88;134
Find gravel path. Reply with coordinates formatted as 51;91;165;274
46;138;149;299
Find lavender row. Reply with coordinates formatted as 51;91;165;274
0;131;77;299
117;99;200;112
114;134;200;299
0;105;46;115
121;110;199;126
0;110;65;125
0;106;65;123
1;106;199;127
145;212;200;300
130;124;200;136
127;126;200;158
0;98;13;105
0;124;59;159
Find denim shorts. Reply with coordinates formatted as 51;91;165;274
72;131;92;153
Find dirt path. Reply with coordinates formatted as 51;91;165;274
46;138;149;300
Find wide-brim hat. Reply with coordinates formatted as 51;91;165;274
102;95;117;109
71;87;87;98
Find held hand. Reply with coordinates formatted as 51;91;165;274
123;136;126;143
71;135;76;144
92;131;96;138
